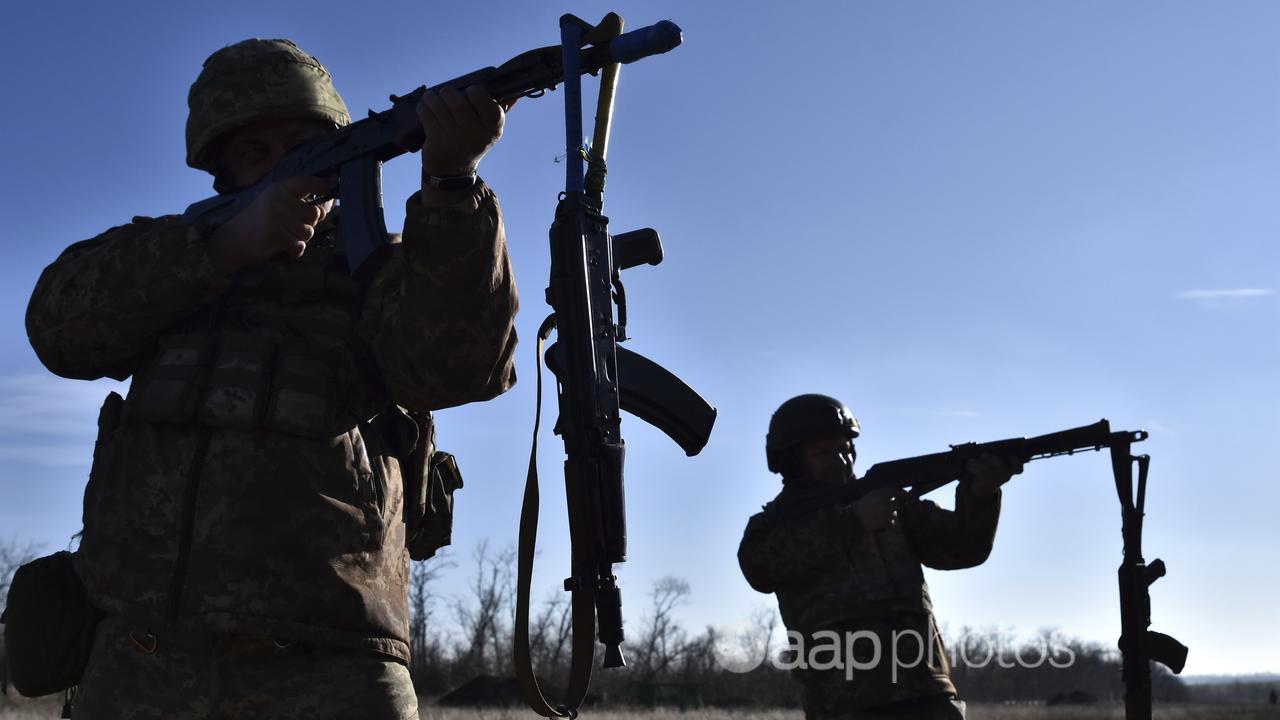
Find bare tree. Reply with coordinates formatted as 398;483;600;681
1;538;42;697
749;605;780;666
631;576;691;683
452;540;515;677
408;550;454;692
526;589;572;678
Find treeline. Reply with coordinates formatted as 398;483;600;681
0;537;1194;707
406;541;1190;707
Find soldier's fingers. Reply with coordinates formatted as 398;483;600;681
466;84;503;132
420;90;461;136
440;85;482;128
313;198;334;224
272;187;324;227
965;456;993;479
287;222;316;246
416;96;448;143
278;175;331;200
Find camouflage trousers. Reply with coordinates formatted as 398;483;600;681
71;615;418;719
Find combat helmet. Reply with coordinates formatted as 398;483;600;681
186;38;351;174
765;394;860;476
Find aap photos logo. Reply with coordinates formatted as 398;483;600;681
710;619;776;674
712;618;1077;681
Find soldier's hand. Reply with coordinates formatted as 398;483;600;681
965;452;1023;497
208;175;333;273
417;85;509;178
853;488;897;534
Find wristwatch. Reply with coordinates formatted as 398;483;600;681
424;172;478;192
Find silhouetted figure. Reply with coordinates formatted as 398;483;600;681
23;37;517;719
738;394;1022;720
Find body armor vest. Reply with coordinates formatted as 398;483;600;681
124;216;381;434
75;216;419;660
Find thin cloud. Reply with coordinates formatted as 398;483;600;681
0;443;95;468
1176;288;1275;301
0;373;128;466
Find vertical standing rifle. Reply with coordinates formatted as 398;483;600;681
513;14;716;718
1111;436;1188;719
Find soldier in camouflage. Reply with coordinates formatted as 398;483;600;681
25;39;518;719
738;395;1022;720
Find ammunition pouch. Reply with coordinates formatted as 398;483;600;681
1;551;104;697
126;331;359;438
126;333;214;424
395;407;464;561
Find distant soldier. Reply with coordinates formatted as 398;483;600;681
25;38;517;718
738;394;1021;720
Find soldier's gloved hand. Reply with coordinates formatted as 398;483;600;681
853;488;897;534
208;175;334;273
417;85;510;178
965;452;1023;497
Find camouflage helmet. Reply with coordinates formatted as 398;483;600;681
765;394;860;474
186;38;351;172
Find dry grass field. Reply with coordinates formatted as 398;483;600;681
4;699;1278;720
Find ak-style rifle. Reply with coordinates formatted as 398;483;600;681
512;13;716;719
183;19;684;274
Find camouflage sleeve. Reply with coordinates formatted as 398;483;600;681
359;181;518;411
737;505;860;593
25;216;231;381
900;483;1001;570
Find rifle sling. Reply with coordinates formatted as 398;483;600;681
514;314;596;717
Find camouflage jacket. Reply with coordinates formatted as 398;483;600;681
738;480;1000;710
26;183;517;662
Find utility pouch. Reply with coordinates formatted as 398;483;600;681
198;332;276;430
125;333;213;423
409;451;463;561
399;409;464;561
265;339;338;437
1;551;103;697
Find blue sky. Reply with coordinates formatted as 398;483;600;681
2;1;1277;676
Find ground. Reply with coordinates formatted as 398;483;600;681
3;698;1279;719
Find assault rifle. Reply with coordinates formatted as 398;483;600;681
1112;440;1188;719
832;419;1146;503
183;19;684;273
815;419;1188;719
512;14;716;719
